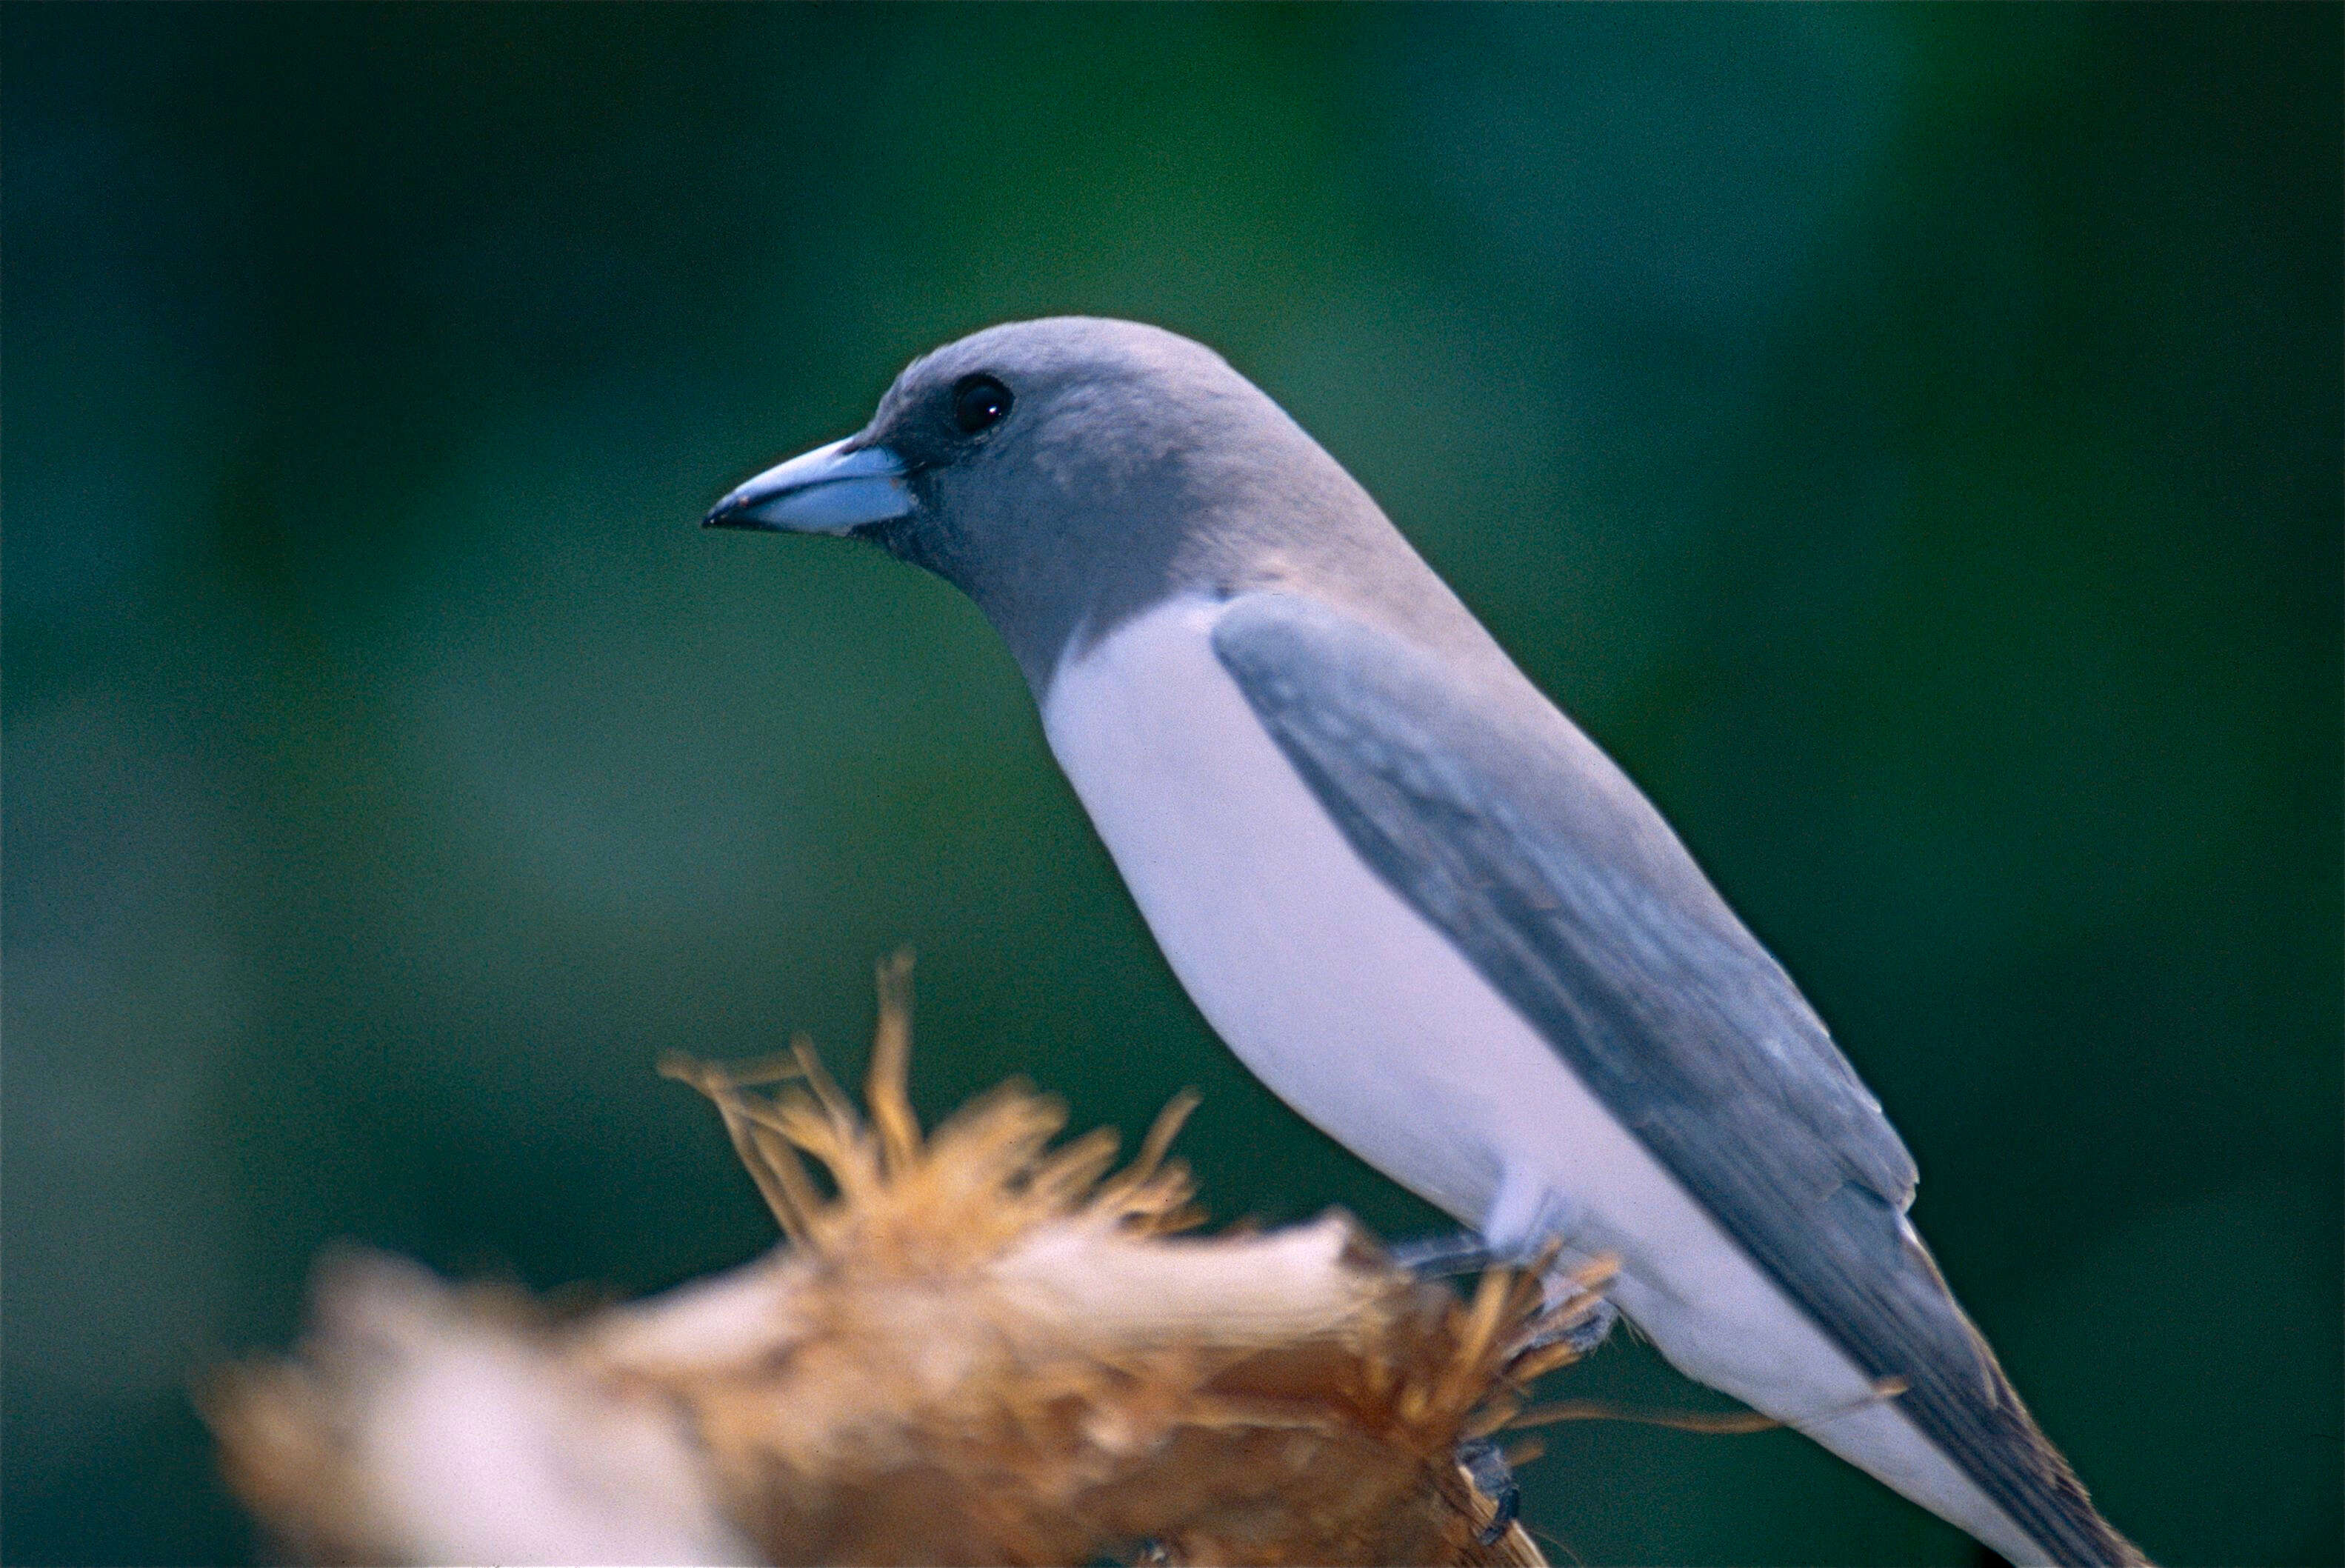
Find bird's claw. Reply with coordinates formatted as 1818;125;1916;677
1529;1291;1619;1356
1457;1435;1520;1545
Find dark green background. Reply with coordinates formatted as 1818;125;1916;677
5;6;2338;1564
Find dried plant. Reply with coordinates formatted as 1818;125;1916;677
206;955;1610;1566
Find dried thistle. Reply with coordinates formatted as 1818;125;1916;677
206;955;1609;1565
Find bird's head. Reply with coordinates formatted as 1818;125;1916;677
704;317;1374;684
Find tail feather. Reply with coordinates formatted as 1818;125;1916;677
1854;1218;2144;1567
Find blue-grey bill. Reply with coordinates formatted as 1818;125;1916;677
703;439;913;533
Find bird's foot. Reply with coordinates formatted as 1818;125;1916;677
1525;1290;1619;1357
1389;1231;1621;1355
1387;1230;1501;1278
1455;1436;1520;1545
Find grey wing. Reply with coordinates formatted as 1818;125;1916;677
1212;593;2135;1567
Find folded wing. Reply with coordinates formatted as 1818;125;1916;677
1212;592;2134;1567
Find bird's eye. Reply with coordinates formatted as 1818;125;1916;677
952;374;1013;435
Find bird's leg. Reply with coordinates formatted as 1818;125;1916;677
1390;1231;1623;1355
1529;1285;1620;1356
1456;1436;1521;1545
1395;1228;1614;1543
1386;1230;1501;1278
1391;1231;1518;1544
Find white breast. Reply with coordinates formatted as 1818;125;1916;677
1041;595;1740;1296
1038;594;2035;1561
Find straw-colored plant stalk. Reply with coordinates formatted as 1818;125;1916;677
207;955;1610;1566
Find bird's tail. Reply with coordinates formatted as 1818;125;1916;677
1875;1237;2146;1567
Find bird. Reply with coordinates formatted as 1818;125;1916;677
702;317;2140;1566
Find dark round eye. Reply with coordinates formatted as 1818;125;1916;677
952;373;1013;435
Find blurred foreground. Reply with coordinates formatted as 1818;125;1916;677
206;960;1593;1566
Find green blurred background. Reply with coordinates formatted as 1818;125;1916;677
4;5;2338;1564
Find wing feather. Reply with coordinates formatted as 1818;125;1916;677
1212;593;2136;1567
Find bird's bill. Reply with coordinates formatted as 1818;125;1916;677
702;438;913;534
